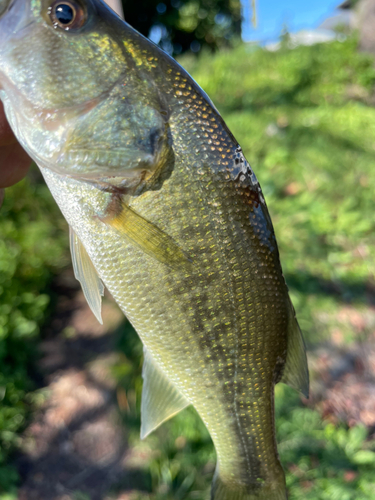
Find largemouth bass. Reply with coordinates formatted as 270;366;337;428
0;1;308;498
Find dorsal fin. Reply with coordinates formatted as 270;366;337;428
280;305;309;398
69;226;104;325
141;348;190;439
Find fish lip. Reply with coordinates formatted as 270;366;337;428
36;94;106;130
36;167;144;197
0;65;128;147
0;46;128;120
0;72;107;125
0;72;130;183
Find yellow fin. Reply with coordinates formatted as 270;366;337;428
102;198;192;270
141;349;190;439
69;226;104;324
280;305;309;398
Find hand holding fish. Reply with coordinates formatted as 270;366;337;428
0;102;31;188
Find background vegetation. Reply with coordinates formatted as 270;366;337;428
0;179;68;496
1;35;375;499
121;0;242;54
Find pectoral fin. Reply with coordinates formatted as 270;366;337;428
141;349;190;439
69;226;104;324
280;306;309;398
101;198;192;271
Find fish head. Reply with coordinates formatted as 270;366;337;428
0;0;129;107
0;0;172;184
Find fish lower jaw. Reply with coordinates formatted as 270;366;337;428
50;149;155;180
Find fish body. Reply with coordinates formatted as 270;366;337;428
0;1;308;499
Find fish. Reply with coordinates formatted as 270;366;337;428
0;1;309;498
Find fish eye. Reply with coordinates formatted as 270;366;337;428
49;0;86;30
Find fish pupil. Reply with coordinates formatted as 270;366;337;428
55;4;74;24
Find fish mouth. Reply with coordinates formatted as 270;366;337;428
0;69;114;121
34;95;105;133
1;77;167;191
0;78;153;184
0;67;131;166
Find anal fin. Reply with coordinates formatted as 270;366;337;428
141;348;190;439
280;305;309;398
101;198;192;271
69;226;104;324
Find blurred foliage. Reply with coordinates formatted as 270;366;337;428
122;0;242;54
0;174;68;495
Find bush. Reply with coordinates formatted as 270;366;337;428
123;0;242;54
0;172;68;494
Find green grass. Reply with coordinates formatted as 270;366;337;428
2;36;375;499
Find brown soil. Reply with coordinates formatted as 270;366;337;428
16;271;148;500
307;305;375;429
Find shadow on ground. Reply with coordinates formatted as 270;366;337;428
16;270;151;500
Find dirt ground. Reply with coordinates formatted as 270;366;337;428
307;304;375;429
16;271;148;500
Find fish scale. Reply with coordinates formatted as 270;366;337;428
0;2;308;498
170;125;286;486
46;108;285;489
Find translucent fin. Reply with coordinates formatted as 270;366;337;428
141;349;190;439
211;470;287;500
280;307;309;398
102;200;192;271
69;226;104;325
